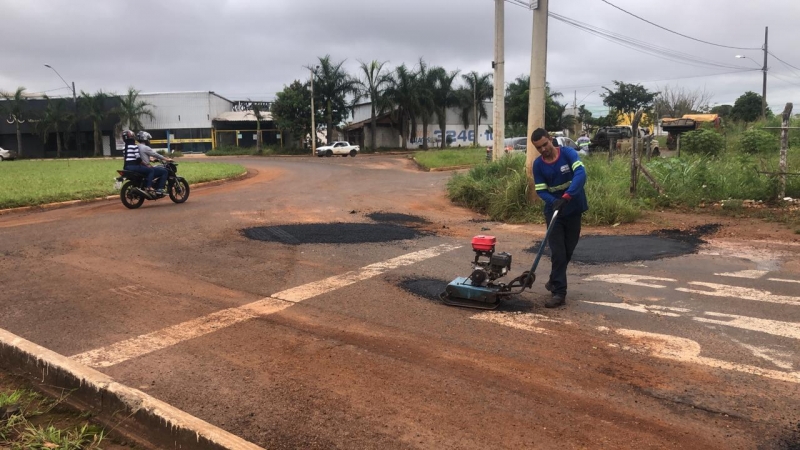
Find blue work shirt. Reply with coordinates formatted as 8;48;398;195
532;147;589;218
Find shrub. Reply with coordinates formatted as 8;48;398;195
737;129;778;155
681;129;725;156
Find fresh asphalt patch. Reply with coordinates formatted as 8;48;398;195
242;223;426;245
525;224;721;264
367;212;430;225
397;277;448;301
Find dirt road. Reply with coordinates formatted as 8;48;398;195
0;155;798;449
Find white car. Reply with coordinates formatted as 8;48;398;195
316;141;360;157
0;147;17;161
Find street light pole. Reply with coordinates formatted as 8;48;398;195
309;66;318;156
526;0;548;200
761;26;769;119
44;64;80;156
492;0;505;161
44;64;75;106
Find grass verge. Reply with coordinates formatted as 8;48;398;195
414;148;487;170
0;160;246;209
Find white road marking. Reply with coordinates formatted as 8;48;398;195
694;312;800;341
715;269;768;279
72;244;461;368
734;341;794;370
471;311;571;335
583;274;677;288
769;278;800;284
584;302;688;317
616;329;800;384
676;282;800;306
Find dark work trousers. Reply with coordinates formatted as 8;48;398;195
124;164;155;189
544;211;582;296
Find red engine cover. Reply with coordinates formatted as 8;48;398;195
471;235;496;252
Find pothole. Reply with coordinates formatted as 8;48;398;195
242;223;424;245
367;212;429;224
525;225;720;264
397;277;448;301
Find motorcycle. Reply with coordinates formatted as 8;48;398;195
114;161;190;209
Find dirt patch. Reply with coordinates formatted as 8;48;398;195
761;422;800;450
397;277;448;301
242;223;425;245
367;212;429;224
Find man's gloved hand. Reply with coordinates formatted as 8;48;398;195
552;197;568;212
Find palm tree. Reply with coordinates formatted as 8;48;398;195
356;60;392;151
247;101;268;155
415;59;438;150
314;55;359;144
431;68;460;149
115;87;154;133
1;87;29;157
79;91;111;157
384;64;420;150
36;96;73;158
461;72;493;146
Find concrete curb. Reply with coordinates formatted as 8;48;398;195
411;157;476;172
0;328;263;450
0;170;249;216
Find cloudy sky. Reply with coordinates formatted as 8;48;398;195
2;0;799;115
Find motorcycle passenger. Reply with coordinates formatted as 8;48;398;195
136;131;172;196
122;130;156;193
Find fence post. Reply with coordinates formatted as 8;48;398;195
608;138;616;162
780;102;793;199
676;134;681;157
630;110;643;195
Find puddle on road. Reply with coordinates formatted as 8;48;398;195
242;223;425;245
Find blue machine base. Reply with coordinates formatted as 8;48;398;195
442;277;503;309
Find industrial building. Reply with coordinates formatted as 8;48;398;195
0;91;279;158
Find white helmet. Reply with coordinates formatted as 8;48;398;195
136;131;152;142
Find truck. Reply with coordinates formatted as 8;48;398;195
590;126;659;156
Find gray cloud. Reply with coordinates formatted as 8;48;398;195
1;0;798;114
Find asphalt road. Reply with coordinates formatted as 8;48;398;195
1;155;798;449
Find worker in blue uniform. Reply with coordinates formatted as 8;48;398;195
531;128;589;308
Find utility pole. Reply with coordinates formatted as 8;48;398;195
492;0;505;161
525;0;548;200
573;90;578;137
310;66;317;155
762;26;769;119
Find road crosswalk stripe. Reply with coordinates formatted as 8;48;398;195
72;244;461;368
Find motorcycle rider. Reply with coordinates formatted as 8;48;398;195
122;130;157;195
136;131;172;196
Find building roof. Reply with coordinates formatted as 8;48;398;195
214;111;273;122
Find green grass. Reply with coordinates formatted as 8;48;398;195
413;148;487;170
0;160;246;209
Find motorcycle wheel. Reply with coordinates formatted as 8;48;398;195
120;181;145;209
169;178;190;203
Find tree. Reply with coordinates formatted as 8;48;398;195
731;91;767;123
545;85;574;132
577;105;593;131
505;77;573;135
461;71;493;146
431;67;460;149
79;91;112;157
415;59;438;149
0;87;29;157
314;55;359;144
36;96;73;158
601;81;657;125
247;101;268;154
356;60;392;151
653;85;713;119
384;64;420;150
272;80;320;148
114;87;154;134
710;104;733;119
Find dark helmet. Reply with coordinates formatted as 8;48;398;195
121;130;136;142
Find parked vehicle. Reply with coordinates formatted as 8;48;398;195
506;136;587;155
0;147;17;161
504;137;528;153
590;126;658;156
114;161;190;209
316;141;360;157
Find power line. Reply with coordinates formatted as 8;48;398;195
597;0;761;51
550;12;753;71
551;68;760;91
768;73;800;89
768;51;800;78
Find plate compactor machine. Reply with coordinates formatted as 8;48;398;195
440;211;559;310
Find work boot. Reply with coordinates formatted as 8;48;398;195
545;293;566;308
545;281;554;292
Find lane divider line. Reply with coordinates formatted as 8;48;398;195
71;244;460;368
